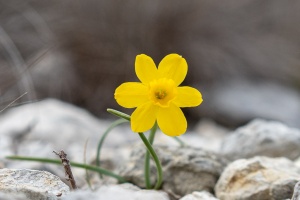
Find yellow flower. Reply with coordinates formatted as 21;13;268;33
114;54;203;136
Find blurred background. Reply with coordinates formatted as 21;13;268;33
0;0;300;129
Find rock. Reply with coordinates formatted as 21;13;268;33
220;119;300;160
192;119;230;152
180;191;219;200
62;183;170;200
153;119;230;153
291;181;300;200
199;80;300;128
0;192;27;200
0;168;70;200
0;135;14;167
215;156;300;200
0;98;137;153
0;99;138;186
118;145;228;196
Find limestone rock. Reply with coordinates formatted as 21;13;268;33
0;168;70;200
220;119;300;160
0;99;137;186
0;135;13;167
62;183;170;200
215;156;300;200
118;145;228;196
0;99;137;153
180;191;219;200
154;119;230;153
0;192;27;200
291;181;300;200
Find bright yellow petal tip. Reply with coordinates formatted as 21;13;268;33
135;54;158;85
157;104;187;136
158;54;187;86
173;86;203;107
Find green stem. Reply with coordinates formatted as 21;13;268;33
173;136;186;147
96;118;128;178
144;123;157;189
107;108;131;121
6;156;127;183
107;109;163;189
138;132;163;190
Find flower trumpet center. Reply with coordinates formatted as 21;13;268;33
149;78;177;107
155;90;167;99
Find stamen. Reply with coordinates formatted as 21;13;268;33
155;90;167;99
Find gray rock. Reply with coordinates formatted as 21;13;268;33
291;181;300;200
118;145;228;196
0;168;70;200
220;119;300;160
0;99;137;153
0;135;14;166
150;119;229;153
0;99;137;186
62;183;170;200
200;80;300;128
215;156;300;200
0;192;27;200
180;191;219;200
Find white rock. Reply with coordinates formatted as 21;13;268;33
0;192;27;200
0;99;138;186
220;119;300;160
0;99;137;154
0;168;70;200
180;191;219;200
215;156;300;200
153;119;230;153
291;181;300;200
0;134;14;166
62;183;169;200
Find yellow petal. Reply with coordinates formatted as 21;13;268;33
131;102;158;133
157;54;187;86
114;82;149;108
135;54;159;84
157;104;187;136
173;86;203;107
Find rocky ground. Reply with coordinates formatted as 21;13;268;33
1;99;300;200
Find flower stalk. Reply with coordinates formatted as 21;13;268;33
144;122;157;189
138;132;163;190
107;109;163;189
96;118;128;178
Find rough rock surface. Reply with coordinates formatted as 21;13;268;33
0;98;136;153
220;119;300;160
62;183;169;200
0;99;137;185
179;191;219;200
291;181;300;200
118;145;228;196
0;168;70;200
0;192;27;200
215;156;300;200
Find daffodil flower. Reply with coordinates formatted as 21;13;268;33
114;54;203;136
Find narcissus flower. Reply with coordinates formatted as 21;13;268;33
114;54;203;136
